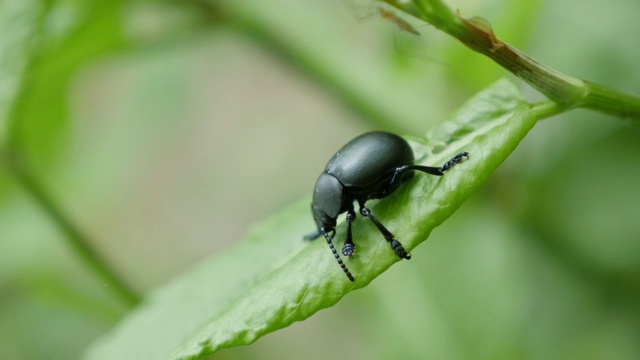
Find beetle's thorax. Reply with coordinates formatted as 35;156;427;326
311;173;346;229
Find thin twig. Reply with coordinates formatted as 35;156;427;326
382;0;640;123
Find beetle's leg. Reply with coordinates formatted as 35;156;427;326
406;151;469;175
359;204;411;260
441;152;469;172
342;210;356;257
321;227;355;282
406;164;444;176
380;165;420;197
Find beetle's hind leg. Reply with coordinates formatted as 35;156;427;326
407;151;469;175
358;203;411;260
342;210;357;257
441;152;469;172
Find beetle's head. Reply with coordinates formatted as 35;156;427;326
311;173;344;230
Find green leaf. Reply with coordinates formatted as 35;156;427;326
0;0;150;308
7;0;131;172
84;79;537;360
0;1;40;141
0;1;43;200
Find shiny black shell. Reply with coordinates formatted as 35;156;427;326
325;131;414;187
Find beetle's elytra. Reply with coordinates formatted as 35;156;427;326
304;131;468;282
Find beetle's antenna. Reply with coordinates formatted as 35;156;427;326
321;228;355;282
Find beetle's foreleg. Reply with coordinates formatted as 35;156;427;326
359;205;411;260
342;210;356;257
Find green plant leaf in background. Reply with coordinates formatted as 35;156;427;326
84;79;537;359
0;1;43;199
7;0;132;171
1;0;147;310
0;1;140;358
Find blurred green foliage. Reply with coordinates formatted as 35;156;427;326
0;0;639;359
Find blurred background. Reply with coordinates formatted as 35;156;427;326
1;0;639;359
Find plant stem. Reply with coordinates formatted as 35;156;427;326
531;101;565;120
582;81;640;120
5;155;141;307
382;0;640;123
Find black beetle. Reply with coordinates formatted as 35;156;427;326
305;131;468;281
